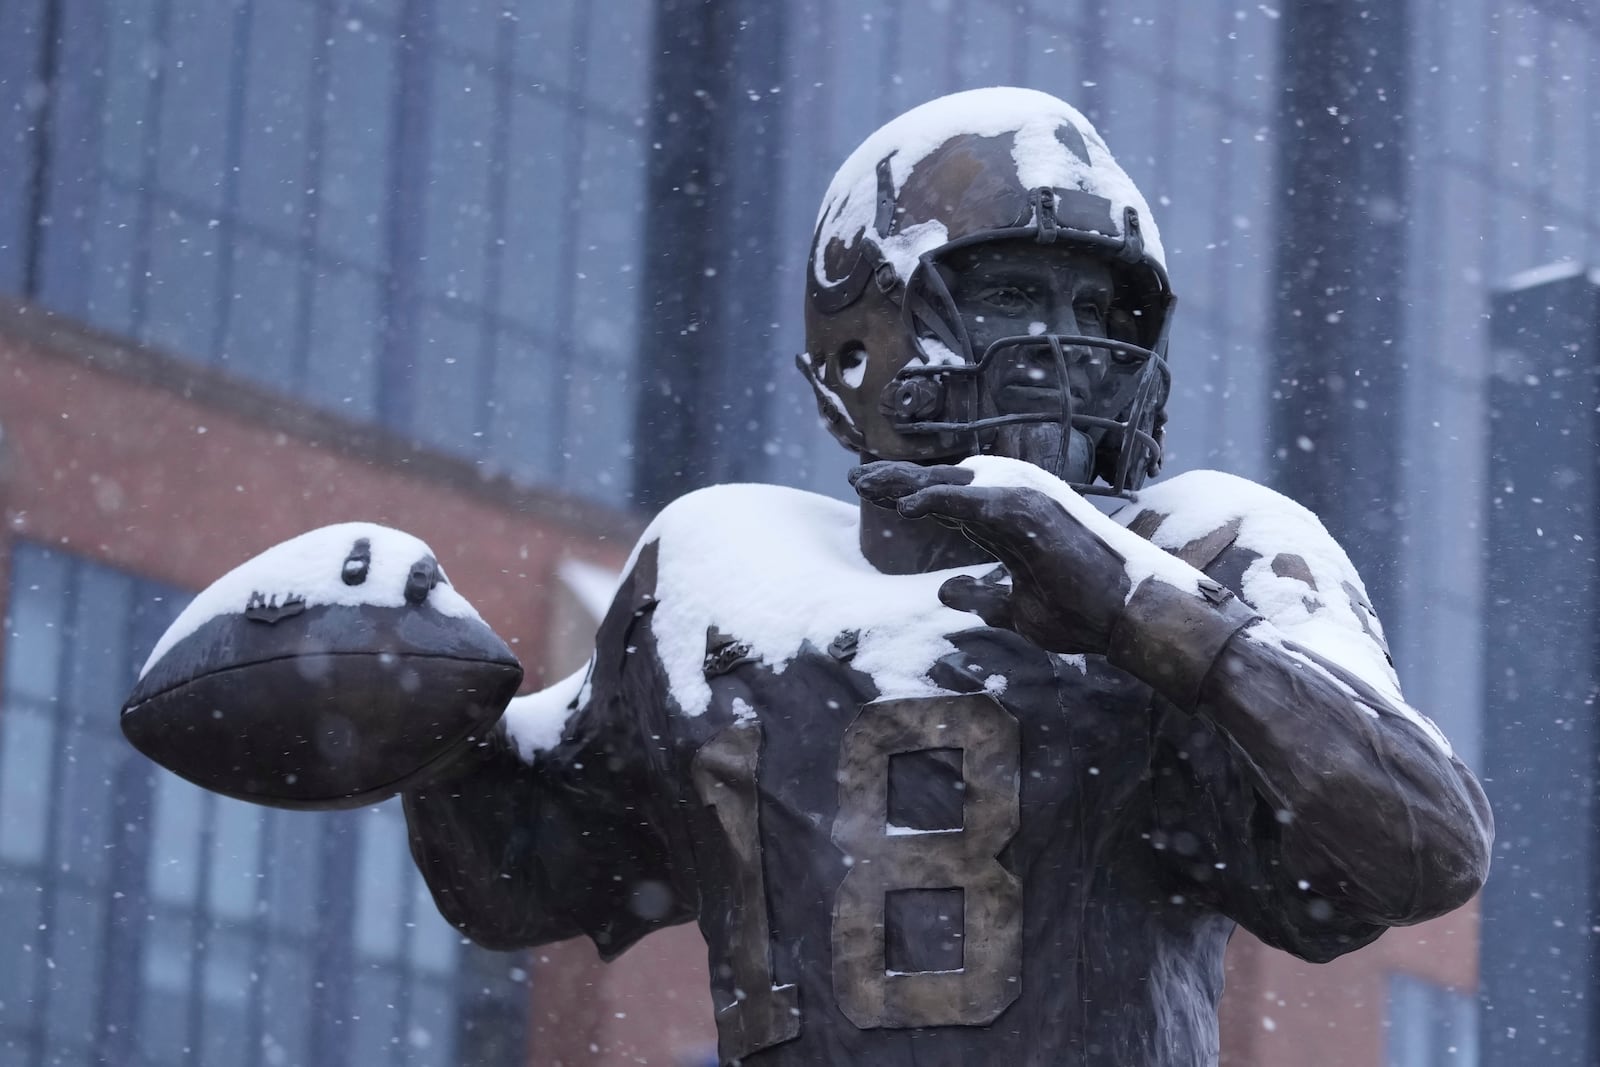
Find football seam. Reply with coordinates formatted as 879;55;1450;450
124;651;523;714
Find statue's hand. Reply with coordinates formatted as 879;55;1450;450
851;460;1132;655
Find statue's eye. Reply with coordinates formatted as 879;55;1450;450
1074;300;1107;333
978;286;1030;313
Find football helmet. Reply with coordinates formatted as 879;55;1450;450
798;87;1174;496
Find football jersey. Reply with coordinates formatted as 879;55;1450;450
404;475;1486;1066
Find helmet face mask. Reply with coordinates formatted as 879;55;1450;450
799;89;1174;497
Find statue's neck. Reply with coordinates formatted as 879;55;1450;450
857;498;994;575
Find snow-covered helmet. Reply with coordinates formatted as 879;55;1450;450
798;87;1174;496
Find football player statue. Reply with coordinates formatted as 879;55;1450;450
124;88;1492;1066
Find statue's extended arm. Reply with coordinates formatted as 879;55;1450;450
404;542;697;958
851;457;1492;960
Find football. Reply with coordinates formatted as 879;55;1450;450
122;523;524;810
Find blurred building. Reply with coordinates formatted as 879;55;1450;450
1;0;1595;1065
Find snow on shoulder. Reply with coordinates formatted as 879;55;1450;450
644;483;994;718
502;481;996;756
140;522;481;678
1123;470;1452;754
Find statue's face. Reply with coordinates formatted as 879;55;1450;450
938;241;1130;481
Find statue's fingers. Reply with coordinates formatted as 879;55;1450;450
938;574;1016;630
850;461;974;507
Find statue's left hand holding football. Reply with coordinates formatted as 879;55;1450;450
121;523;523;811
851;460;1132;654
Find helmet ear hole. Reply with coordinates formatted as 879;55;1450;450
833;343;868;389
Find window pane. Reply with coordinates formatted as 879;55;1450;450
264;809;321;935
406;979;458;1067
141;206;222;360
511;0;577;85
422;59;495;304
223;236;302;390
44;890;106;1049
206;799;263;921
350;966;401;1063
408;878;458;974
261;943;314;1065
582;0;651;112
147;774;204;905
486;332;558;483
559;346;635;505
436;0;501;57
52;730;122;888
571;123;643;362
318;21;398;268
498;91;566;329
0;0;44;292
154;0;237;210
100;0;162;182
305;263;382;419
200;929;252;1066
0;709;56;864
411;305;485;455
85;185;142;340
138;915;195;1064
5;547;69;702
354;811;406;961
0;873;43;1027
64;566;133;717
236;0;316;237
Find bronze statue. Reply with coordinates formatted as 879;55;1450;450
124;88;1492;1066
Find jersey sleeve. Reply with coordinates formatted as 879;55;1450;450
403;541;698;959
1136;479;1491;962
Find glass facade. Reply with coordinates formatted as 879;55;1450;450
7;0;654;507
1396;0;1600;770
0;543;526;1067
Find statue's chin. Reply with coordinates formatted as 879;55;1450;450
990;424;1095;485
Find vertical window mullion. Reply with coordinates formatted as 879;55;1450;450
127;0;175;335
474;15;517;459
93;583;160;1066
375;0;435;436
206;0;256;366
548;1;593;490
30;559;82;1064
14;0;53;296
294;0;337;395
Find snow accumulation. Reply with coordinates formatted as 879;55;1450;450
141;523;480;678
503;665;590;760
642;482;995;720
1502;259;1586;292
813;86;1167;291
1122;470;1452;755
503;458;1449;758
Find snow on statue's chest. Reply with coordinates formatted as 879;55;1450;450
642;483;995;716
